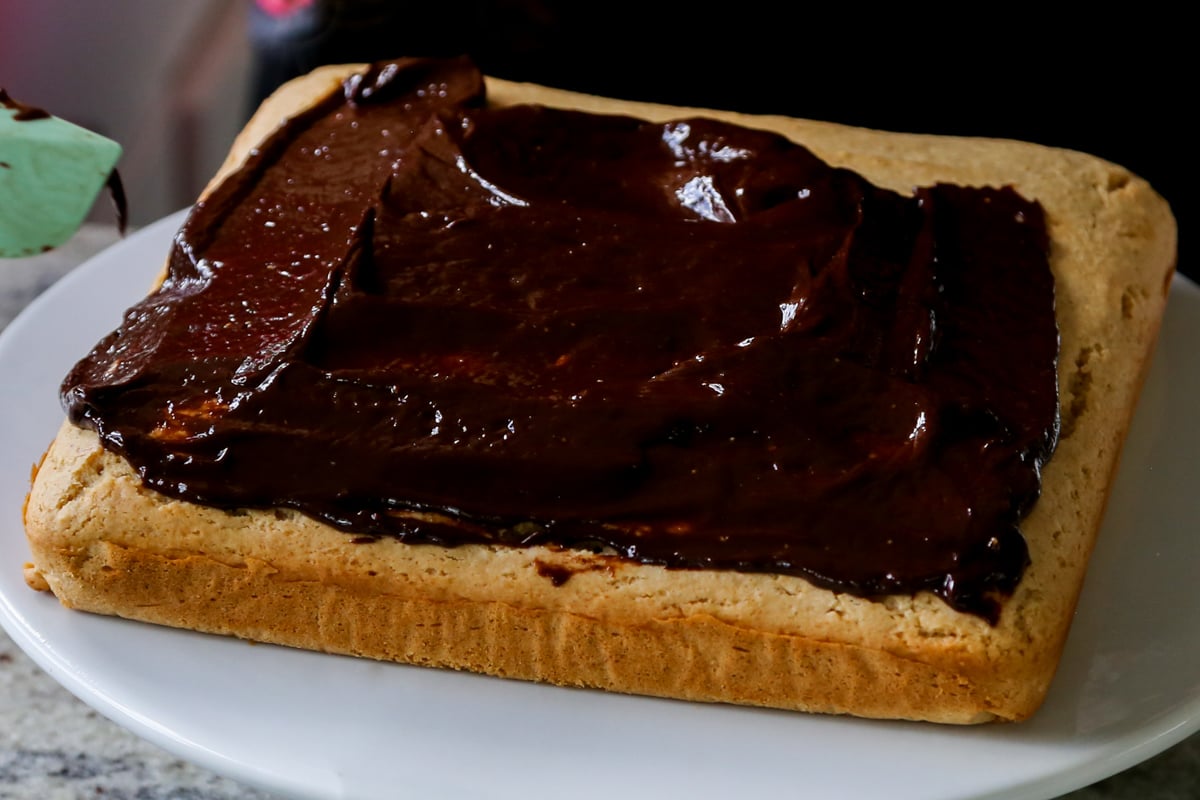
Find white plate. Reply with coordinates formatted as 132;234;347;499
2;209;1198;800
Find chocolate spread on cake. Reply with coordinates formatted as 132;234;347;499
61;57;1059;621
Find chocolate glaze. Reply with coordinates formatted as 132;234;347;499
62;57;1059;621
534;561;575;587
0;88;50;121
105;169;128;236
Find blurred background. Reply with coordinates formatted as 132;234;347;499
0;0;251;227
0;1;1189;278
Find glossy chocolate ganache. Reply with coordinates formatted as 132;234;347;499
62;57;1059;621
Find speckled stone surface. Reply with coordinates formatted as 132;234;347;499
1;227;1197;799
0;635;277;799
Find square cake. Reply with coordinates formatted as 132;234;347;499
23;57;1177;723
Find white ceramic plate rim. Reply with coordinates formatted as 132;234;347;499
2;210;1198;800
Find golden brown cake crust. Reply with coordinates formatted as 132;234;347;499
22;63;1177;724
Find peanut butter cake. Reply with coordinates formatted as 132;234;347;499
23;57;1177;723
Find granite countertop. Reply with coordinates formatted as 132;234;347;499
1;226;1197;800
